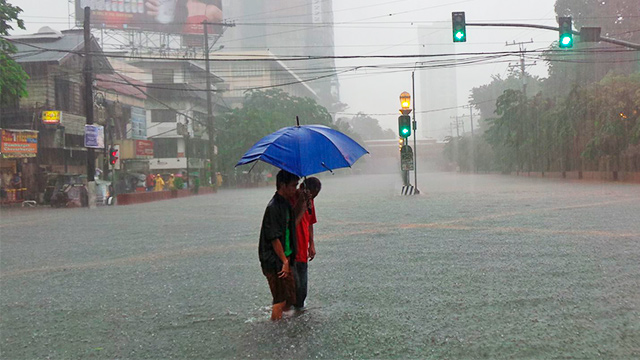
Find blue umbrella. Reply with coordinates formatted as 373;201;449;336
235;125;369;177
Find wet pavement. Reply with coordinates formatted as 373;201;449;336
1;172;639;358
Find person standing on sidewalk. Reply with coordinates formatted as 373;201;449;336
258;170;300;320
154;174;165;192
145;173;155;192
291;177;321;310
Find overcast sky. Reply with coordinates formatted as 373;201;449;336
12;0;559;137
332;0;559;137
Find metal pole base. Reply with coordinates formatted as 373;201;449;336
87;181;97;209
401;185;421;195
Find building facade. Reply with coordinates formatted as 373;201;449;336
2;27;112;201
215;51;319;108
220;0;339;112
125;59;227;179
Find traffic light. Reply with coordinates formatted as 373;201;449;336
452;12;466;43
109;147;119;165
398;115;411;138
558;16;573;48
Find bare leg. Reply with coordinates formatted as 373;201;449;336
271;301;285;321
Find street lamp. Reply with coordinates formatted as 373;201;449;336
400;92;411;113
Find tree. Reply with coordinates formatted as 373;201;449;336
582;73;640;171
343;112;395;141
545;0;640;98
469;73;542;132
0;0;28;112
217;89;353;182
483;89;530;172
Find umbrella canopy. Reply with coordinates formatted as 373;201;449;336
236;125;368;177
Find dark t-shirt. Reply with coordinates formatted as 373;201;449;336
259;192;297;272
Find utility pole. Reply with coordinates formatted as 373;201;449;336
507;40;536;173
506;39;535;98
451;115;460;137
203;21;217;187
83;6;96;208
469;105;474;137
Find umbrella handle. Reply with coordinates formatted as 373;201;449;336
321;162;334;175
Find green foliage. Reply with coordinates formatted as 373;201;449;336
453;73;640;173
469;73;542;132
447;0;640;174
217;89;347;179
0;1;28;107
545;0;640;97
339;112;395;141
173;177;184;190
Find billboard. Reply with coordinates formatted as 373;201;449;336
135;140;154;158
76;0;222;35
1;129;38;158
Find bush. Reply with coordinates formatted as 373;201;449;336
173;177;184;190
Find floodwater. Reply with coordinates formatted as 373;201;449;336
1;172;639;358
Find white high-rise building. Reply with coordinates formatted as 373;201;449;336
418;25;458;140
220;0;339;111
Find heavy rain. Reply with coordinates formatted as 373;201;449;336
1;0;639;358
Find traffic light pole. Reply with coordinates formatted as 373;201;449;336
411;71;419;195
466;22;640;50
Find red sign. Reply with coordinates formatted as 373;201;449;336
1;129;38;158
135;140;154;158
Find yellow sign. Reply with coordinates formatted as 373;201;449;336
42;111;61;125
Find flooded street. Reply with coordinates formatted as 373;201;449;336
2;173;639;358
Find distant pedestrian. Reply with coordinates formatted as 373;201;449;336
10;172;22;200
154;174;165;191
10;172;21;189
167;174;175;190
290;177;322;310
258;169;300;320
145;173;155;192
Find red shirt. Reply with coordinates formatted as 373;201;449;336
290;193;317;263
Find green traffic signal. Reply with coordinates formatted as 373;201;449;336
558;16;573;48
452;12;466;43
398;115;411;138
560;34;573;47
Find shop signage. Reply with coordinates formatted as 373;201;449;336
135;140;154;158
130;107;147;140
42;111;62;125
1;129;38;158
84;125;105;149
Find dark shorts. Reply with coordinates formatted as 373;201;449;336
263;268;296;306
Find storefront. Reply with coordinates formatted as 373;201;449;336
0;129;38;203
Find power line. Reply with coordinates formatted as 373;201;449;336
10;37;637;64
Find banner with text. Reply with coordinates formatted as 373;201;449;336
1;129;38;158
